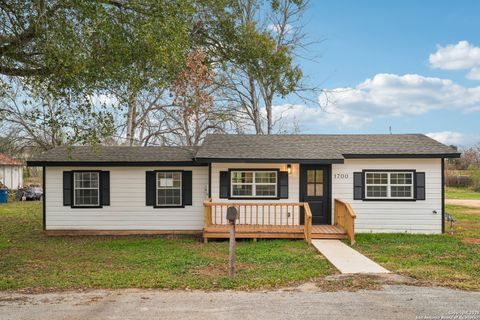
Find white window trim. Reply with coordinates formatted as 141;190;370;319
364;171;414;200
230;170;278;198
73;172;100;207
156;171;182;207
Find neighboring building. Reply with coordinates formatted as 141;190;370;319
27;134;459;240
0;153;23;190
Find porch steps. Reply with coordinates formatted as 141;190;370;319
203;224;347;240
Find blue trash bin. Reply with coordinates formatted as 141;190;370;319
0;189;8;204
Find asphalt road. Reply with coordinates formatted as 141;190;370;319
1;285;479;320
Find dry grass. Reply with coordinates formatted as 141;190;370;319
354;204;480;291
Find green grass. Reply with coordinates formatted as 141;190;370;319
3;201;479;291
445;187;480;200
0;202;334;291
354;204;480;290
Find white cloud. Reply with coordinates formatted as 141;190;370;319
426;131;480;146
272;103;336;130
429;41;480;79
272;73;480;132
467;67;480;80
426;131;465;145
315;73;480;127
267;23;293;34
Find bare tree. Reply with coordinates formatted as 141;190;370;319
261;0;308;134
220;0;314;134
164;49;230;146
0;79;114;151
109;50;235;147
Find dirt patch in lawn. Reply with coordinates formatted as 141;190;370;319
463;238;480;244
192;262;255;276
315;273;416;292
316;275;382;291
192;265;227;276
458;207;480;215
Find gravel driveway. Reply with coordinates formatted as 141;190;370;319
1;285;479;320
446;199;480;208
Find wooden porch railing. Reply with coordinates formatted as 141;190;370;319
203;201;313;243
303;203;312;244
334;199;356;245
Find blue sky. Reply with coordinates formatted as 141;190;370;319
277;0;480;146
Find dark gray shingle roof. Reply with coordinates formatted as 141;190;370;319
196;134;459;160
28;146;199;165
27;134;460;166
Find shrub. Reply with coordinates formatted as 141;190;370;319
446;175;472;187
470;169;480;192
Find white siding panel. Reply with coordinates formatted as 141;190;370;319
45;158;443;233
332;158;442;234
0;165;22;190
45;166;208;230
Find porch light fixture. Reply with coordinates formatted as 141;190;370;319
287;164;292;175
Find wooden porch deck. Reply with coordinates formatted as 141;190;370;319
203;200;356;243
203;224;347;240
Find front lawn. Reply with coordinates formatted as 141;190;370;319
445;186;480;200
3;201;479;292
354;204;480;290
0;202;334;291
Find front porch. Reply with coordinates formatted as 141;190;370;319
203;199;356;244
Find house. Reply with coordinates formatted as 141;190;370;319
27;134;460;242
0;153;23;190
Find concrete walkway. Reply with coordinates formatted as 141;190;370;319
312;239;390;274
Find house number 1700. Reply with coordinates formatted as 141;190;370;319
334;173;349;179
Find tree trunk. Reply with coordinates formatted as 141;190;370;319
126;88;138;146
265;93;273;135
249;76;262;134
182;104;192;146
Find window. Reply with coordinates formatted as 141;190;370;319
307;169;323;196
231;170;277;198
156;171;182;206
365;171;414;199
74;172;100;206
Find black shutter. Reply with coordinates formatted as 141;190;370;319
146;171;156;206
416;172;426;200
219;171;229;198
63;171;72;206
182;171;193;206
278;171;289;199
353;172;363;200
100;171;110;206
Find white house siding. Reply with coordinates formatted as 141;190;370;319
0;165;23;190
331;158;442;234
44;159;443;233
45;166;208;230
210;163;300;225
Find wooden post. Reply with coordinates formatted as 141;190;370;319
226;206;238;278
229;219;236;277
